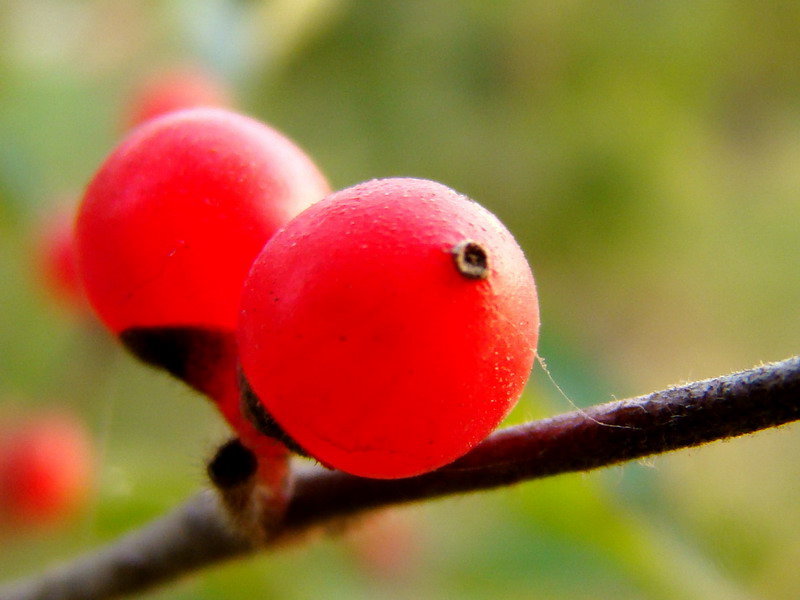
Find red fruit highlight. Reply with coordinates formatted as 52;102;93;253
0;414;92;528
238;177;539;479
76;107;330;335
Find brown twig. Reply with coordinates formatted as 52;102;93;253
0;491;253;600
1;356;797;600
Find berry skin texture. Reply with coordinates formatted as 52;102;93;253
0;414;92;528
76;107;330;335
238;178;539;479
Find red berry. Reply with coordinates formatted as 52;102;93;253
35;208;87;313
124;67;232;129
76;107;329;336
237;178;539;479
0;413;92;527
344;512;422;579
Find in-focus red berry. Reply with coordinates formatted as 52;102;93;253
238;178;539;479
76;107;329;337
0;413;92;528
124;66;232;129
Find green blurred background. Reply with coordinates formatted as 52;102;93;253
0;1;798;598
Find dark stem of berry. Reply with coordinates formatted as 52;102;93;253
238;369;311;457
452;240;489;279
207;438;258;490
206;438;275;543
120;326;235;396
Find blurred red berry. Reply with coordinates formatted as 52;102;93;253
238;177;540;479
35;208;87;313
0;413;92;528
344;511;422;580
124;67;232;129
